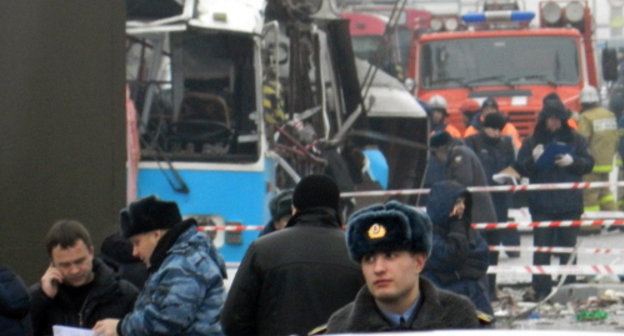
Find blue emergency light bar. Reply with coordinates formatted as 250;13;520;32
462;11;535;24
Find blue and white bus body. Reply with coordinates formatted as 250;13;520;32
127;0;274;264
136;158;275;263
126;0;426;265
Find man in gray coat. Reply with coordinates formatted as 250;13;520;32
425;130;497;225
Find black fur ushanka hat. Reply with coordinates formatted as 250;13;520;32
120;195;182;238
346;200;432;263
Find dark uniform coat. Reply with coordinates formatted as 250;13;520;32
325;277;479;333
425;139;497;224
221;208;364;336
464;133;515;222
514;120;594;215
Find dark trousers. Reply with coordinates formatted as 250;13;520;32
481;230;500;300
500;228;520;250
531;212;580;300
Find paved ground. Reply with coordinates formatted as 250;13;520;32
497;229;624;285
494;229;624;331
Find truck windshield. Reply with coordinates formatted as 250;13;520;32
420;36;579;89
352;35;385;62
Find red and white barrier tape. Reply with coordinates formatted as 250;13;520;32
224;245;624;273
340;181;624;198
198;225;264;232
224;262;624;274
489;246;624;254
472;219;624;230
199;219;624;232
487;265;624;275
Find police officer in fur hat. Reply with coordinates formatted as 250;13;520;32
324;201;479;333
93;195;227;336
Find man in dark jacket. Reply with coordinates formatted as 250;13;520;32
0;265;32;336
325;200;479;333
513;93;594;300
425;130;497;225
423;181;492;315
463;97;522;148
464;112;518;299
221;175;364;336
258;188;293;237
100;233;148;289
29;220;137;336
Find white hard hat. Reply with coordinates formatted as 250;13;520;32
580;86;599;104
428;95;448;110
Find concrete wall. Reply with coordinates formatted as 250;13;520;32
0;1;126;285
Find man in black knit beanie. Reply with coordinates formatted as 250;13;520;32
222;174;364;336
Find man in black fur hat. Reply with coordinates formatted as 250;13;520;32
222;175;364;336
512;93;594;300
324;201;479;333
93;195;227;336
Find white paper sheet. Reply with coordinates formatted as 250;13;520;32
53;325;94;336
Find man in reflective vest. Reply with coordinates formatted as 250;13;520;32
577;86;618;212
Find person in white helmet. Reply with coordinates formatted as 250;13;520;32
577;85;619;212
427;95;461;138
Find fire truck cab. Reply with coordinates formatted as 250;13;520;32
410;0;615;137
341;11;404;78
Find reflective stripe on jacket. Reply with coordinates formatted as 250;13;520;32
578;106;618;173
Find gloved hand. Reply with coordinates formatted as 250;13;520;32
532;144;544;161
492;173;517;185
555;153;574;167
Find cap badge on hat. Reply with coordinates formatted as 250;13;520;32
367;223;387;240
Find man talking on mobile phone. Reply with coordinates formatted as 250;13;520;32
29;220;138;336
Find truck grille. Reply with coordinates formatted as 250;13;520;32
507;110;536;138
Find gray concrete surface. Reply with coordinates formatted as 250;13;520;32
494;230;624;331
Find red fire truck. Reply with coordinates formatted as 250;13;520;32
347;5;432;68
409;0;616;137
342;6;432;80
341;11;403;77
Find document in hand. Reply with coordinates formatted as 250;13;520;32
535;142;573;169
53;325;94;336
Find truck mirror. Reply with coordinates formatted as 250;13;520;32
404;78;415;91
602;47;618;81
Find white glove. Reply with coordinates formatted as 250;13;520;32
492;173;517;185
532;144;544;161
555;153;574;167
